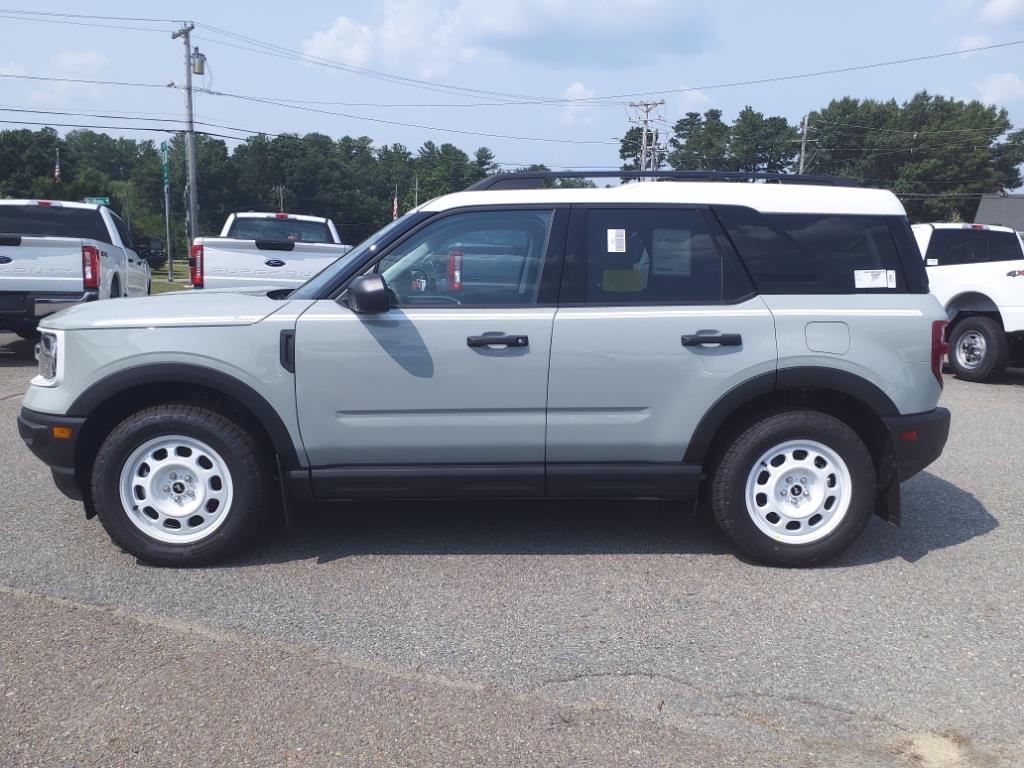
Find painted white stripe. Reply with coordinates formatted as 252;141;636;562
771;309;923;317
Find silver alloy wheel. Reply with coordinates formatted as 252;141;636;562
954;330;986;371
118;435;234;544
744;439;852;545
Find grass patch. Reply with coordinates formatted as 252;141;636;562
150;260;192;294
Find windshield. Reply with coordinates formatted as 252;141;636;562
289;211;431;300
0;205;109;242
227;217;333;243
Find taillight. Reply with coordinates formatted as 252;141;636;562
36;200;54;207
190;244;204;287
275;213;289;219
447;249;462;291
931;320;949;387
81;245;99;289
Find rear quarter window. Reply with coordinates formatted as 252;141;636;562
714;207;920;294
988;231;1024;262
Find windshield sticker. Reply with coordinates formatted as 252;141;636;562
607;228;626;253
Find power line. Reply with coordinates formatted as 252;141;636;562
194;86;619;145
0;9;180;22
0;11;173;33
0;72;171;89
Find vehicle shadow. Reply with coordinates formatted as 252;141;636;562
0;334;37;368
229;471;995;568
983;367;1024;385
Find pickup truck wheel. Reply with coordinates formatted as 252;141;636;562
711;411;876;567
948;316;1007;382
14;325;39;340
109;277;121;299
91;404;270;566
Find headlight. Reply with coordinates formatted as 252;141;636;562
33;330;63;387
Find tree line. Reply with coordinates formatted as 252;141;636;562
621;91;1024;221
0;90;1021;252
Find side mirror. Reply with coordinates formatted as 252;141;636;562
341;274;391;313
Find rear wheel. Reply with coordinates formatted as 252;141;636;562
91;404;270;566
109;276;121;299
711;411;876;566
948;316;1007;382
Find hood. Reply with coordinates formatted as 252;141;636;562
41;288;291;330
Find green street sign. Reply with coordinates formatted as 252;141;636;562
84;196;110;205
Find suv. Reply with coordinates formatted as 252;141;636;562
912;223;1024;381
18;171;950;567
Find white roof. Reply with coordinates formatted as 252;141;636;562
0;199;100;210
912;222;1018;233
233;211;330;223
420;181;907;217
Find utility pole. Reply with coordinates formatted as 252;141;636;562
798;113;809;175
414;175;419;208
172;22;200;242
272;185;286;212
628;100;665;178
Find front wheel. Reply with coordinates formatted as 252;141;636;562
948;316;1007;382
711;411;876;567
91;404;270;566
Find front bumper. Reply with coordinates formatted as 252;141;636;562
0;290;97;328
17;407;86;500
882;406;951;481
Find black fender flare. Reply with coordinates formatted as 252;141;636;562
68;362;302;469
683;366;898;465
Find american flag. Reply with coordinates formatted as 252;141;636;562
392;186;398;221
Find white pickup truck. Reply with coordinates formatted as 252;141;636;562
189;212;351;291
913;222;1024;381
0;200;150;338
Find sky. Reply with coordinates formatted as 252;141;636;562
0;0;1023;171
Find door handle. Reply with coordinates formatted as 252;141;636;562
467;334;529;348
681;333;743;347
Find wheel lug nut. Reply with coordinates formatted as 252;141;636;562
170;472;177;480
185;475;192;483
188;490;195;498
162;484;171;493
800;477;807;484
785;476;793;483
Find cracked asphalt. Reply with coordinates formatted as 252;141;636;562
1;330;1022;767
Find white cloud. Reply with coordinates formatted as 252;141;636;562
559;82;596;125
675;85;711;113
977;72;1024;103
980;0;1024;21
301;1;713;78
958;33;991;52
29;50;109;104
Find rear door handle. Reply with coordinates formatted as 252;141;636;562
681;333;742;347
467;334;529;348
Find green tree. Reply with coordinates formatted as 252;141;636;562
727;107;798;173
667;109;731;171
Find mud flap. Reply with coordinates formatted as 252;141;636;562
874;438;901;525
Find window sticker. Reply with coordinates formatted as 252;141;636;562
607;228;626;253
926;258;938;266
853;269;896;289
602;269;644;292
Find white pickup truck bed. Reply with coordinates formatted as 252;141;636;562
190;212;351;291
0;200;150;337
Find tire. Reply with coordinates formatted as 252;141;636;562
711;410;876;567
15;325;39;340
91;404;271;566
110;277;121;299
948;316;1008;382
146;280;152;295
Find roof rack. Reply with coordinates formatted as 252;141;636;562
467;170;860;191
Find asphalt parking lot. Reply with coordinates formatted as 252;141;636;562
1;331;1022;767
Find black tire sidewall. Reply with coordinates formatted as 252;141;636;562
949;317;1006;382
712;412;876;566
92;406;266;566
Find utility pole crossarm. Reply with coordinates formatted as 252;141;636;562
628;100;666;179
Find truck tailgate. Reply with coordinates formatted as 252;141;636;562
200;238;352;289
0;236;85;293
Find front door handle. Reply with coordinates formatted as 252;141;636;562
467;334;529;348
681;333;742;347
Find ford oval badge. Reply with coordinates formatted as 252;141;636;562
265;258;286;268
0;255;12;265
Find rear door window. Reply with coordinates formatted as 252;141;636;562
581;208;751;304
715;207;907;293
925;230;967;265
